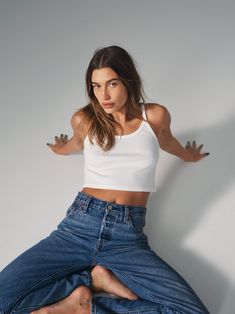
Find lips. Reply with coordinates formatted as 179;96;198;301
102;102;114;108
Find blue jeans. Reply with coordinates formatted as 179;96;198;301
0;191;209;313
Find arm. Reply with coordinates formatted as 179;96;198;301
149;104;210;162
47;111;85;155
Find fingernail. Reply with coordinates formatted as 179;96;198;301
205;153;210;156
46;143;50;146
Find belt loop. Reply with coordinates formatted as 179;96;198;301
82;195;92;213
124;206;129;223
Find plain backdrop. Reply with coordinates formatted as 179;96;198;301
0;1;235;313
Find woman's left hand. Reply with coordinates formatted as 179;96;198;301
185;140;210;162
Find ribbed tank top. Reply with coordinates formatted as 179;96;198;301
82;103;159;192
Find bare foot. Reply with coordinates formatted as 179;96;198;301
91;265;138;300
30;285;92;314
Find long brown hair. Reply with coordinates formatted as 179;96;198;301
77;45;147;151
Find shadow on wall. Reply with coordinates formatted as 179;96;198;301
146;114;235;314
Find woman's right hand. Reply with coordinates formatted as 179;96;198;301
47;134;68;154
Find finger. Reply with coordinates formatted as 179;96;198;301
46;143;55;151
60;134;65;142
197;144;203;152
203;152;210;157
60;133;68;143
192;140;196;149
60;134;67;143
187;141;191;147
55;136;60;144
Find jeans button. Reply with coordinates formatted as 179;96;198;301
107;205;112;210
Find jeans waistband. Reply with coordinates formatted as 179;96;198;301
75;191;146;214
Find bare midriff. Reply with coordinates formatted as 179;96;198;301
81;187;150;208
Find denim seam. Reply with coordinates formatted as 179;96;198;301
117;271;184;313
7;264;90;313
91;295;162;314
124;206;129;223
91;303;162;314
115;270;161;304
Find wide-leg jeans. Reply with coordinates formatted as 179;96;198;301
0;191;209;313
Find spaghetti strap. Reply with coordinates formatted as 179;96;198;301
141;103;147;120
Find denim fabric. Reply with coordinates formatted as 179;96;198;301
0;191;209;313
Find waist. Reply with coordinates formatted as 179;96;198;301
80;189;148;209
79;190;146;213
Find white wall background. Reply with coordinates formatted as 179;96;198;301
0;1;234;313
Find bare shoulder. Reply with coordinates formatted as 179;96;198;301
145;103;171;133
71;110;90;141
71;110;87;126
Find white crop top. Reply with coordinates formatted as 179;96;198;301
82;103;159;192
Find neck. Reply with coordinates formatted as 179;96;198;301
112;106;128;125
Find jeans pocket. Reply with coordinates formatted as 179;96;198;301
66;197;89;218
66;200;82;216
66;205;76;216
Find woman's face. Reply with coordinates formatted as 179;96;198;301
91;67;128;113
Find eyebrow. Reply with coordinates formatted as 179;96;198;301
91;78;121;85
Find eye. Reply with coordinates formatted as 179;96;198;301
110;82;118;87
92;85;100;89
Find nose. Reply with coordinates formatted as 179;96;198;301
102;87;110;100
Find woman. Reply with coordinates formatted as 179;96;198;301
0;46;210;314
